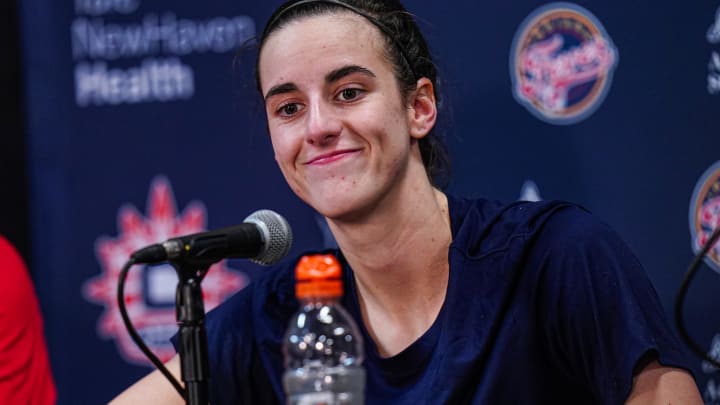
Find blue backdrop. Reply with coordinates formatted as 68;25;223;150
17;0;720;403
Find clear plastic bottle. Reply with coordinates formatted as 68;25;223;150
282;254;366;405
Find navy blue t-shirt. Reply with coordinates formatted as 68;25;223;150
173;195;695;404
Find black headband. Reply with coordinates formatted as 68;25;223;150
263;0;417;80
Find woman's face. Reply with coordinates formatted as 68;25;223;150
259;13;428;221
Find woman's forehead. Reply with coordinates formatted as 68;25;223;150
261;13;385;60
258;13;388;86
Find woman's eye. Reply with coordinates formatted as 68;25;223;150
338;88;362;101
278;103;300;116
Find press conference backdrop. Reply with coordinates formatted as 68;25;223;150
16;0;720;403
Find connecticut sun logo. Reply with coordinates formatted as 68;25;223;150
83;176;248;366
689;161;720;273
510;2;618;125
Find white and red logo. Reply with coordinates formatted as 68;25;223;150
510;2;618;125
83;176;248;366
689;161;720;273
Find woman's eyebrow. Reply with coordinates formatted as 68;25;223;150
264;65;375;102
264;83;298;102
325;65;376;84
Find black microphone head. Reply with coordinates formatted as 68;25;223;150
243;209;293;265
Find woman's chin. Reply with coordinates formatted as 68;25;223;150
308;192;376;223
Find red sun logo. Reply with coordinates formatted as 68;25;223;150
83;176;248;366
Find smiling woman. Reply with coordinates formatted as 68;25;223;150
259;12;437;222
110;1;703;404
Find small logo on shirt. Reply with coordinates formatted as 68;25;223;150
510;2;618;125
83;175;248;366
689;161;720;273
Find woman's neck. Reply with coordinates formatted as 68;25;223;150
327;182;452;357
329;187;450;273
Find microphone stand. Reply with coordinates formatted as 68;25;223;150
173;260;211;405
120;209;292;404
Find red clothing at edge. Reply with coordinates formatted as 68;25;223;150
0;236;56;404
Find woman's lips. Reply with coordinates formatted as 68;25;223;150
305;149;361;165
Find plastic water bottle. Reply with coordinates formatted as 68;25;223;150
282;254;366;405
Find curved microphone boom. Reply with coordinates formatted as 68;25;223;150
130;209;293;266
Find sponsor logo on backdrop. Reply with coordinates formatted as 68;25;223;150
689;161;720;274
72;0;256;107
83;176;248;366
510;2;618;125
708;5;720;94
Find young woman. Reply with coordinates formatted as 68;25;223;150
111;1;702;403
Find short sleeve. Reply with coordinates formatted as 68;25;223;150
531;207;694;405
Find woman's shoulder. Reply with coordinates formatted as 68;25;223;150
447;193;604;256
449;192;590;226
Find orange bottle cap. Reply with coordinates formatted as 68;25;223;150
295;254;343;298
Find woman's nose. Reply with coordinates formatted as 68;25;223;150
305;100;341;146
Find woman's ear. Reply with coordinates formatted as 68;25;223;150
408;77;437;140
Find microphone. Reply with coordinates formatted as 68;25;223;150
131;209;293;266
